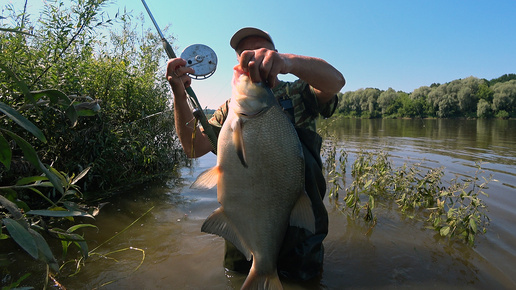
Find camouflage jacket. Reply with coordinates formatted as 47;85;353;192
208;79;338;134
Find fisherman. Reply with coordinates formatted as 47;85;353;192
166;27;345;281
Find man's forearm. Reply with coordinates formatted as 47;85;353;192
284;54;345;103
173;91;212;158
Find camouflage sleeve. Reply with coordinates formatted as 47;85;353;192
281;79;338;130
313;88;339;119
207;99;230;137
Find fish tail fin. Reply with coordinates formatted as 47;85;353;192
241;267;283;290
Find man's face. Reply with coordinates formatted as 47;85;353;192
235;36;276;58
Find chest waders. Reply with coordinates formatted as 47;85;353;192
222;89;329;281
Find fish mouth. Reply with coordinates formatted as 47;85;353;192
233;64;248;76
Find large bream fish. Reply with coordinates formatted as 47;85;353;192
192;65;315;289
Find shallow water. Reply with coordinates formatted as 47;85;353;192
5;119;516;289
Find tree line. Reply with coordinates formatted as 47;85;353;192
337;74;516;119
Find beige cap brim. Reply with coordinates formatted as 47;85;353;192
230;27;274;50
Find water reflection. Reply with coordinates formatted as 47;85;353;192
321;118;516;166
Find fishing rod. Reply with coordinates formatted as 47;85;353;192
141;0;218;153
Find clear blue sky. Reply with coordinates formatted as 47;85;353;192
6;0;516;109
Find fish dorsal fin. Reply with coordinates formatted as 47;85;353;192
231;117;248;168
190;166;219;189
290;191;316;234
201;207;252;261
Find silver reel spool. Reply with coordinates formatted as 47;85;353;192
180;44;217;80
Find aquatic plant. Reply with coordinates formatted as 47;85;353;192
324;148;491;245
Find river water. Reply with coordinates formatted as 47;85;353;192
15;119;516;289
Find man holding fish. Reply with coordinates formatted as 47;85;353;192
167;27;345;287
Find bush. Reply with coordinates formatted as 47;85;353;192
1;2;185;287
1;1;185;193
495;110;510;119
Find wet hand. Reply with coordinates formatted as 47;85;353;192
239;48;290;88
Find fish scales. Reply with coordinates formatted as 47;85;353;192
193;68;315;290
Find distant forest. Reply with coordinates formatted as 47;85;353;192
336;74;516;119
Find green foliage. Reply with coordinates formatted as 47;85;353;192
325;149;491;245
428;162;491;246
1;1;184;193
488;73;516;86
477;99;492;118
338;75;516;119
323;145;347;200
0;92;96;284
0;1;185;287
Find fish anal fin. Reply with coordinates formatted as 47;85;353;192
201;207;252;261
191;166;220;189
241;266;283;290
289;191;316;234
231;117;248;168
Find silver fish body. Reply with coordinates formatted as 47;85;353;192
192;68;315;289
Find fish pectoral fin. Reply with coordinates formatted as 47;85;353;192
289;191;316;234
201;207;252;261
231;117;248;168
190;166;220;189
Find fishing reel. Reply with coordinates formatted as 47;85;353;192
181;44;218;80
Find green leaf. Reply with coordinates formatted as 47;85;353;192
65;105;78;127
13;199;31;215
1;130;63;194
3;218;38;259
0;195;24;221
75;239;89;259
0;133;12;170
26;209;93;219
0;27;34;36
49;167;67;188
53;230;89;259
16;175;49;186
440;226;451;237
0;103;46;143
28;228;58;272
67;223;98;233
26;187;58;207
31;89;71;105
369;194;375;209
1;272;32;289
2;130;39;166
364;179;372;189
469;218;477;234
71;167;91;185
0;62;34;103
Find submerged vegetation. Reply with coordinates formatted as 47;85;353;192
1;0;184;287
323;147;492;246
